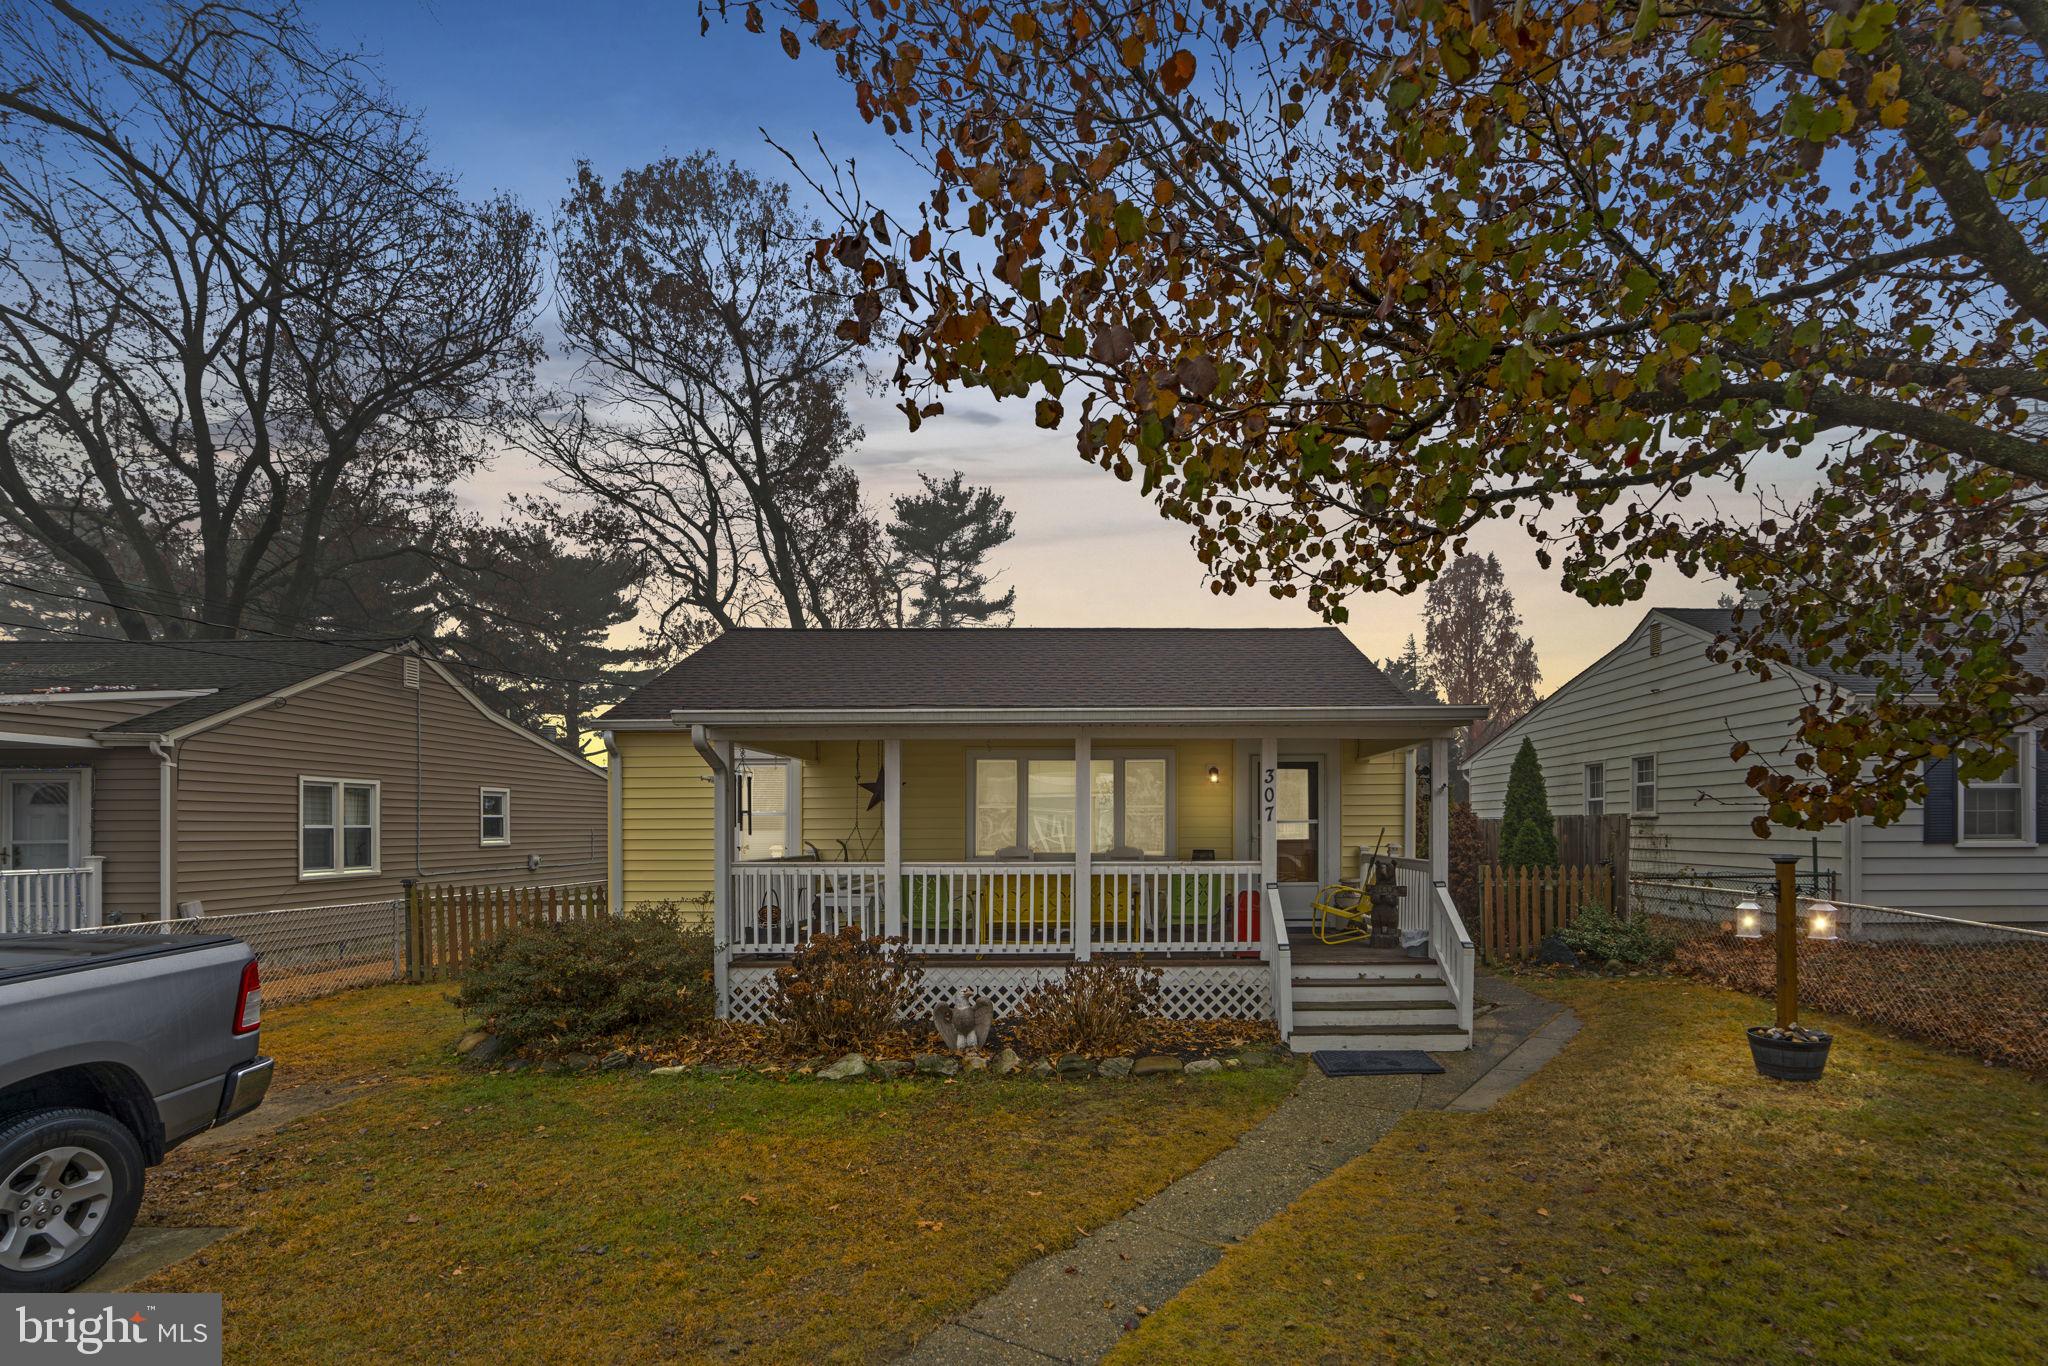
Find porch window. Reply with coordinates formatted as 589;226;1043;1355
301;778;378;877
972;754;1171;857
737;756;793;860
1584;764;1605;817
1959;734;2034;843
480;788;510;846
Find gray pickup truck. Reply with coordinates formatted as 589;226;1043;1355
0;933;273;1292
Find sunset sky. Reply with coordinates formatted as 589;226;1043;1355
312;0;1733;686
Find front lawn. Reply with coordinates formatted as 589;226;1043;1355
138;984;1296;1363
1113;977;2047;1364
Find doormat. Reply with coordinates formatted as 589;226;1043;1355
1312;1050;1444;1077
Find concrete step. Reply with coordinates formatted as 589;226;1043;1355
1294;1002;1462;1029
1288;1023;1472;1053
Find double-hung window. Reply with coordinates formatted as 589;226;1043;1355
1631;755;1657;817
1959;734;2035;844
736;755;795;860
301;778;378;877
1584;764;1605;817
480;788;511;846
972;754;1170;857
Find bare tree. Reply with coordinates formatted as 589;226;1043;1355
524;153;891;643
1423;554;1542;756
0;0;541;640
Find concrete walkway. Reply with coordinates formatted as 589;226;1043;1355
900;973;1574;1365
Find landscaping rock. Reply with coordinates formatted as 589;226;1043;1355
456;1030;491;1055
961;1053;988;1072
818;1054;868;1081
1056;1054;1093;1079
500;1058;531;1074
561;1052;600;1072
649;1065;691;1076
872;1058;910;1078
1185;1057;1223;1075
914;1053;960;1078
1535;934;1581;969
1028;1057;1056;1077
598;1049;635;1072
1132;1055;1184;1077
1097;1057;1134;1080
467;1035;509;1064
992;1047;1022;1076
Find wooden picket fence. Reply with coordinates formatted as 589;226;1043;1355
405;880;608;982
1479;863;1615;960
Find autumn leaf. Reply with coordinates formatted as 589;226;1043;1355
1160;49;1196;96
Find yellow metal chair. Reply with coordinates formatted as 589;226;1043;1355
1310;862;1379;945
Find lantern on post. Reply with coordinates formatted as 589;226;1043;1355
1745;854;1833;1081
1734;899;1763;939
1806;901;1838;942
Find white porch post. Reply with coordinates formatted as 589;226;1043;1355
1072;736;1092;960
1258;736;1279;912
1429;736;1451;888
1402;745;1418;861
883;737;903;938
81;854;104;929
705;730;733;1018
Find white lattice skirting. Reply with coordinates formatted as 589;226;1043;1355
724;962;1273;1026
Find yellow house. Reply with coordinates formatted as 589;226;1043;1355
599;628;1484;1052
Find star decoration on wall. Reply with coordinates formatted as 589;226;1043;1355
859;767;885;810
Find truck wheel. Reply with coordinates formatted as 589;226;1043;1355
0;1108;145;1293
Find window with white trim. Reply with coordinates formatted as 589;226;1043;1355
301;778;378;876
1631;755;1657;817
736;756;794;860
971;754;1171;857
480;788;511;846
1959;733;2035;843
1584;764;1605;817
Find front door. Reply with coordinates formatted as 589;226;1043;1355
2;773;81;870
1274;759;1322;922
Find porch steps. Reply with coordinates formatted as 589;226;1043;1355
1285;961;1471;1053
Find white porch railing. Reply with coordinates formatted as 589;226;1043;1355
1429;881;1476;1035
1389;856;1433;942
1;859;103;934
731;860;1268;956
731;862;886;951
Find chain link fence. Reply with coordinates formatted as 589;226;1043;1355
1633;878;2048;1072
86;899;408;1004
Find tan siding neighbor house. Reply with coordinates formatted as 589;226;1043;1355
0;640;606;927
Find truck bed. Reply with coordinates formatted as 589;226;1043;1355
0;932;241;984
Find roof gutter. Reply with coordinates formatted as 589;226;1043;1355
667;704;1489;729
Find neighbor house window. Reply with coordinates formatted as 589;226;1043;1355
301;778;378;876
480;788;511;846
972;754;1171;857
1959;734;2035;843
1584;764;1605;817
1632;756;1657;817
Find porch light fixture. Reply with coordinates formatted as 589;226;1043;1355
1806;902;1838;941
1207;765;1221;784
1734;899;1763;939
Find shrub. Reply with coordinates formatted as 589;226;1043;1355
1500;738;1560;869
767;926;925;1052
456;903;713;1053
1559;904;1675;966
1010;961;1162;1056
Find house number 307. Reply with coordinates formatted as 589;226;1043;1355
1262;766;1276;823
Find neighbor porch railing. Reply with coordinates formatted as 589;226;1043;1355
731;860;1265;956
1;859;103;933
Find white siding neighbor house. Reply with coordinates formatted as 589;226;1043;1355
1465;608;2048;927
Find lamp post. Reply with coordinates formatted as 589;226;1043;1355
1745;853;1833;1081
1772;854;1799;1029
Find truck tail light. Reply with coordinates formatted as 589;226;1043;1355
233;959;262;1035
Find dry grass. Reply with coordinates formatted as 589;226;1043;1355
138;984;1296;1363
1111;976;2047;1365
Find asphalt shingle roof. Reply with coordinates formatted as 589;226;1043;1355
604;627;1429;720
0;638;402;734
1657;608;2048;694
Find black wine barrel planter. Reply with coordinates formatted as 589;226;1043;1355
1747;1026;1833;1082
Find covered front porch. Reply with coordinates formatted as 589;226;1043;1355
696;726;1478;1051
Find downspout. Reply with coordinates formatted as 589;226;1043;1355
148;739;176;921
601;730;622;913
692;723;731;1018
415;677;424;878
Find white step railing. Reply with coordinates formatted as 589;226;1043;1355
1389;856;1433;942
1429;881;1476;1035
731;862;885;951
1;859;104;934
1264;882;1293;1039
1092;862;1263;953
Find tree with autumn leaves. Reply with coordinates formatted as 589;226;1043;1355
721;0;2045;836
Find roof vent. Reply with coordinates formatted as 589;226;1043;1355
1648;622;1663;657
402;657;421;689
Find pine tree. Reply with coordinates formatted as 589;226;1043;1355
1379;634;1437;700
886;471;1017;627
1499;739;1560;869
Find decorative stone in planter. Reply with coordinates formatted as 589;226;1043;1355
1131;1055;1183;1078
872;1058;910;1078
456;1031;491;1055
961;1053;988;1072
818;1054;868;1081
992;1047;1022;1076
1185;1058;1224;1075
467;1035;509;1064
1747;1025;1833;1082
915;1053;960;1078
1056;1053;1094;1079
1097;1057;1134;1080
1534;934;1580;969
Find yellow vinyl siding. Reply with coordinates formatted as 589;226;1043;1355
617;730;715;918
1340;747;1411;879
1175;740;1235;859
